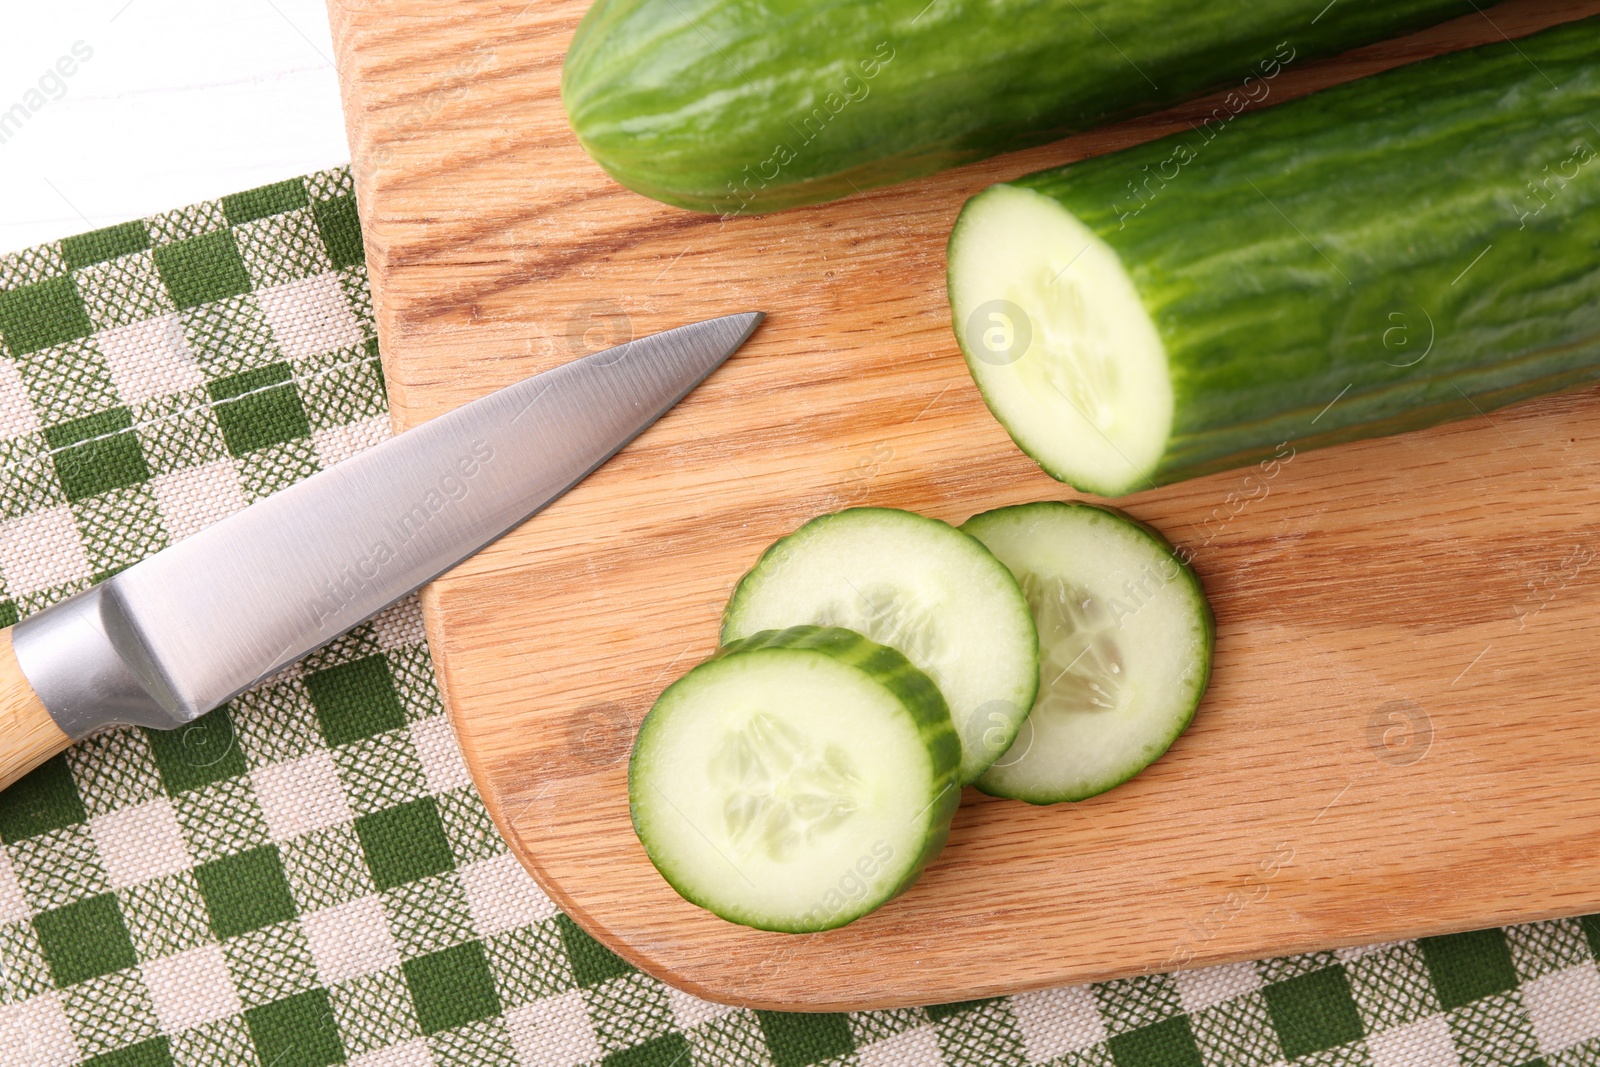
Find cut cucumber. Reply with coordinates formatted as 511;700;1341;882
961;502;1212;803
630;625;961;931
948;17;1600;496
721;508;1038;783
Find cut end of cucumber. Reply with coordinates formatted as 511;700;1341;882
948;184;1173;497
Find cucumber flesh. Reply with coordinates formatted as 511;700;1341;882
630;626;961;932
721;508;1039;783
949;184;1172;497
962;502;1213;804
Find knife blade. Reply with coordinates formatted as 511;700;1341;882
0;312;763;788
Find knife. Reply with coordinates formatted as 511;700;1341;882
0;312;763;790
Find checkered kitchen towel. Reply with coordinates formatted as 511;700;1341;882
0;168;1598;1067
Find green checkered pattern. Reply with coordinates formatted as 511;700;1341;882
1;170;1599;1067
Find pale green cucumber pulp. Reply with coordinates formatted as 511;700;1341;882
962;502;1213;804
721;508;1039;783
629;626;960;932
950;187;1172;497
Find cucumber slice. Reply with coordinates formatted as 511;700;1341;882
961;502;1213;803
630;625;961;932
721;508;1039;783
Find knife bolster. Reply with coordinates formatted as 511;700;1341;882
0;627;71;791
11;583;186;737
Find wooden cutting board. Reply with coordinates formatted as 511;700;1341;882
325;0;1600;1009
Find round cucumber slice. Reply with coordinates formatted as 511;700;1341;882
721;508;1039;783
947;183;1173;497
630;626;961;932
961;502;1213;804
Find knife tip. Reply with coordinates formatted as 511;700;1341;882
726;310;766;340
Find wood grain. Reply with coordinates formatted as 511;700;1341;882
326;0;1600;1009
0;628;69;791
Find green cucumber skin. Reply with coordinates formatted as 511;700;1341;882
629;625;961;932
561;0;1472;215
961;502;1214;805
985;17;1600;489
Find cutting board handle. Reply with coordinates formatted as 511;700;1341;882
0;627;71;791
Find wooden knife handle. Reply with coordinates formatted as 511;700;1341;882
0;627;71;791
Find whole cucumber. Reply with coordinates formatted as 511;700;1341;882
561;0;1473;215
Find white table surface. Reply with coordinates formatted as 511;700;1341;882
1;0;351;255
